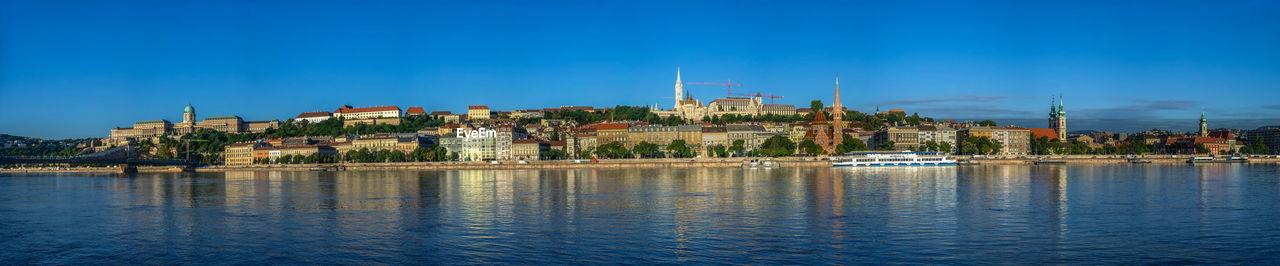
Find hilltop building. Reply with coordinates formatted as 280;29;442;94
294;111;332;124
108;104;279;144
406;107;426;116
652;68;795;121
468;105;492;120
333;105;402;127
333;105;400;119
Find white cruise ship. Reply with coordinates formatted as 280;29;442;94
832;152;957;167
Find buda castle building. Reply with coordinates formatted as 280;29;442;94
108;104;279;144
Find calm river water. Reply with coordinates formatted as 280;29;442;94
2;165;1280;264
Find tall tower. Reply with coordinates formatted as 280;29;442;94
1048;96;1057;128
673;68;683;109
1055;97;1067;139
832;76;844;151
1199;111;1209;137
183;104;196;124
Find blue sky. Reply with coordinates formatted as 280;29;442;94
2;0;1279;138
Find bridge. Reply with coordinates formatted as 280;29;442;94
0;145;202;173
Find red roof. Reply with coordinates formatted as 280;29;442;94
334;106;400;114
548;141;566;147
406;107;425;114
513;139;541;144
1193;137;1226;144
296;111;331;118
468;105;490;110
594;123;630;130
430;111;453;115
1028;128;1059;140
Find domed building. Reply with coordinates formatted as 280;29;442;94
108;104;280;144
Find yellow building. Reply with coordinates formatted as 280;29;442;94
627;125;703;151
332;105;401;119
222;142;263;165
350;135;424;153
467;105;491;120
958;126;1031;155
511;139;548;160
701;126;728;150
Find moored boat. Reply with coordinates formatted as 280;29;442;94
832;152;956;167
1187;156;1249;164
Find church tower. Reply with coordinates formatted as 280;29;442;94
831;76;844;152
673;68;683;110
183;104;196;124
1048;96;1056;128
1049;96;1067;139
1199;111;1209;137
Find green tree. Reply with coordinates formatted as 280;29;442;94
938;141;954;154
668;140;696;158
728;140;746;157
836;134;868;153
707;144;728;158
1030;136;1054;155
963;136;1002;155
978;120;998;126
433;146;451;161
275;154;292;164
876;141;896;151
410;147;431;162
799;139;824;155
922;140;939;152
758;136;796;157
595;142;631;159
808;100;826;120
155;144;175;159
632;141;662;158
541;149;568;160
346;148;374;163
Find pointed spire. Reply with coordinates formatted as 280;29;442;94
833;75;842;109
1050;96;1056;115
1057;95;1066;115
676;67;682;83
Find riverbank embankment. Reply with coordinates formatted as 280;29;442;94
4;155;1280;174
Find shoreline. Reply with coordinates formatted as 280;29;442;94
3;155;1279;174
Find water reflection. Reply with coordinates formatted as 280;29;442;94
2;165;1280;264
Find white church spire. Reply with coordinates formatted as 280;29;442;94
674;67;684;108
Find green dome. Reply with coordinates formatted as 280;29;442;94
184;104;195;113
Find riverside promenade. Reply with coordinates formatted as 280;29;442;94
4;155;1280;174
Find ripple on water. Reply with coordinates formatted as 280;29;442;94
2;165;1280;264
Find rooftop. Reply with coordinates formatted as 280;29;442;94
296;111;331;118
334;106;400;113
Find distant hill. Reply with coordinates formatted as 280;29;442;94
0;134;94;157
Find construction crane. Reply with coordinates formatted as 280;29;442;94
687;79;743;97
732;92;784;104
